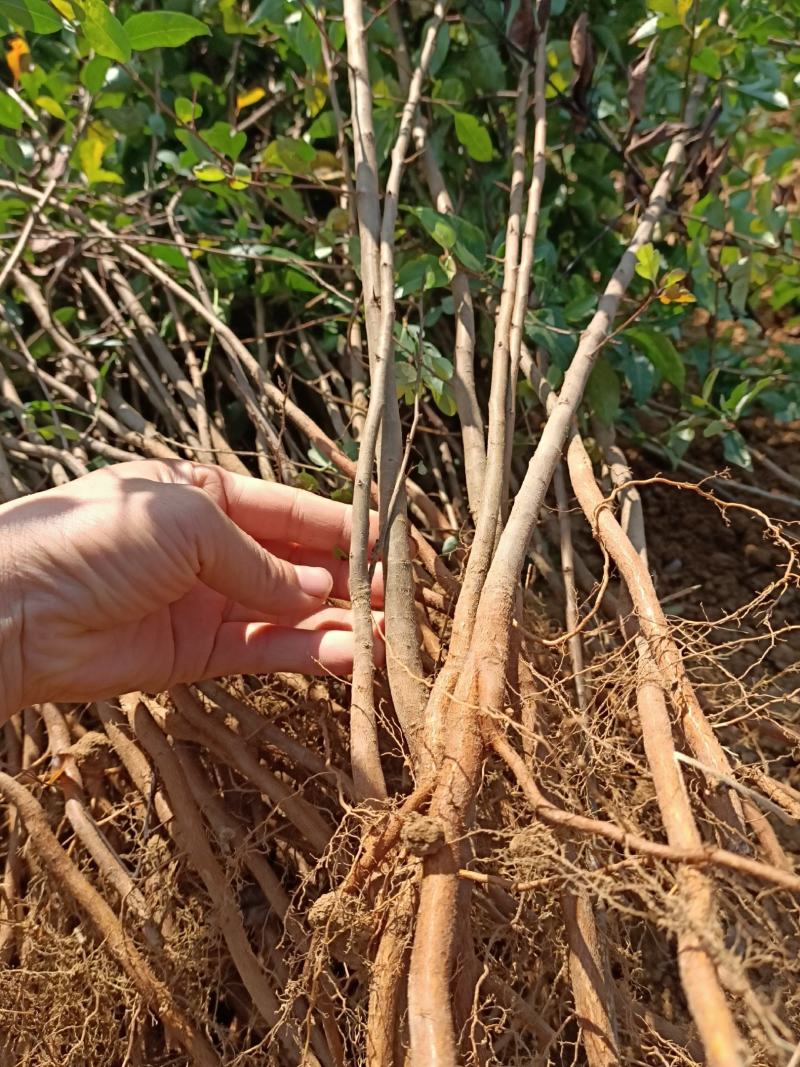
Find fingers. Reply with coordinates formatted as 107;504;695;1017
89;462;381;555
186;487;333;618
202;617;385;678
214;471;381;553
259;542;385;606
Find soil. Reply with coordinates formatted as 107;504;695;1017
640;419;800;632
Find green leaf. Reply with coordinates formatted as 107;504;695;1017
395;254;448;297
736;82;790;111
307;444;334;471
0;92;24;131
175;97;202;124
202;121;246;161
0;134;25;170
722;429;752;470
81;0;131;63
81;55;110;93
427;15;449;76
701;368;720;402
294;471;320;493
330;484;353;505
625;326;685;390
426;374;457;416
722;377;774;420
123;12;211;51
635;242;660;284
0;0;62;34
664;421;695;465
453;112;493;162
35;95;66;119
620;348;656;405
421;343;453;380
307;110;336;141
193;161;226;182
395;360;419;390
249;0;284;27
220;0;254;32
702;418;727;439
286;11;321;72
410;207;486;274
691;47;721;79
564;292;596;322
139;243;188;271
262;136;316;174
586;358;621;425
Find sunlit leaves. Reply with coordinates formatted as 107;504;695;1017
453;112;493;162
77;121;122;184
193;161;226;182
236;87;266;112
81;0;130;62
634;242;660;284
408;207;486;274
229;162;252;190
659;284;695;304
395;255;449;298
80;55;110;93
122;12;210;50
35;94;65;119
175;97;202;124
0;93;23;130
262;136;316;174
0;0;61;34
0;0;795;446
395;323;456;415
691;47;722;79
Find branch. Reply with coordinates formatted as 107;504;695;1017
344;0;448;792
478;84;706;637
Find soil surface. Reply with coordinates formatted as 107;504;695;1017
633;420;800;671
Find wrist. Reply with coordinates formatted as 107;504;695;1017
0;506;25;724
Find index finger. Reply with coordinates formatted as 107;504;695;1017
219;472;380;552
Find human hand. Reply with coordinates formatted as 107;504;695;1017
0;460;383;721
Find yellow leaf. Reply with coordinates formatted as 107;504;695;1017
228;162;252;190
78;122;123;185
192;236;218;259
36;95;66;120
659;285;696;304
49;0;75;16
312;150;343;182
326;206;349;233
304;82;326;118
193;161;226;182
235;87;266;112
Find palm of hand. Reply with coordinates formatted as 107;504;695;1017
3;460;380;709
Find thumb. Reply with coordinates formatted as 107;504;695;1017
183;486;333;616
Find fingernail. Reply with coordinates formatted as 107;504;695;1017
297;565;333;599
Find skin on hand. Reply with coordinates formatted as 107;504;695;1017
0;460;384;722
